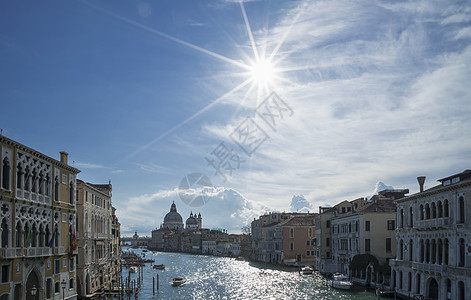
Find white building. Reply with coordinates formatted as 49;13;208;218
390;171;471;300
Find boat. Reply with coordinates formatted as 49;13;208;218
171;277;186;287
330;273;353;290
129;267;138;273
301;266;314;275
153;264;165;270
236;256;244;261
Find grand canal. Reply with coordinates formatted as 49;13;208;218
119;248;378;300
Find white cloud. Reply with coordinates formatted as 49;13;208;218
74;162;107;169
116;186;268;236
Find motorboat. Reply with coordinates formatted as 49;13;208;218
301;266;314;275
153;264;165;270
171;277;186;287
129;266;138;273
330;273;353;290
236;257;244;261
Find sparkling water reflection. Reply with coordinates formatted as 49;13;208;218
121;248;377;300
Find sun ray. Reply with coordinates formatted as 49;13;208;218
120;77;253;162
268;2;306;61
239;1;260;63
80;0;251;71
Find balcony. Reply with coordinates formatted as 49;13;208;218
415;218;450;230
412;262;445;274
0;247;51;258
53;246;65;255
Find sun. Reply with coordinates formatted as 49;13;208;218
249;58;277;86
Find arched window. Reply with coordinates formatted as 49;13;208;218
416;273;421;294
1;219;9;247
54;176;59;201
459;238;465;267
438;239;443;265
409;207;413;227
31;170;37;193
425;204;430;219
2;157;10;189
458;281;465;300
420;239;424;262
431;202;437;219
408;272;412;292
400;209;404;228
446;279;451;300
425;239;430;263
399;271;403;289
24;167;30;191
400;240;404;260
437;201;443;218
420;204;424;220
431;239;436;264
444;239;449;265
39;172;44;195
15;222;22;247
444;199;449;218
458;196;465;224
409;239;413;261
69;182;74;205
32;225;38;247
54;226;59;247
16;164;23;189
45;226;50;246
45;174;50;196
24;224;30;248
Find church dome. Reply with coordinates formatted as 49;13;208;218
186;212;198;225
163;202;183;224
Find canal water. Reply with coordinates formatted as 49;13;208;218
120;248;378;300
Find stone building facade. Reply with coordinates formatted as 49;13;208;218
390;171;471;300
0;135;80;300
75;180;119;298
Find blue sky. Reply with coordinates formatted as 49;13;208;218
1;0;471;236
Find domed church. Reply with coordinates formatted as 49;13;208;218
162;201;184;231
161;202;202;231
186;212;202;230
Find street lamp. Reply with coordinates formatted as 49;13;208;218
61;279;66;300
31;285;37;297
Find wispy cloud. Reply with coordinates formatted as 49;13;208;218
74;162;107;169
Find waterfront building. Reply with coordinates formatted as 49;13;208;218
76;180;119;298
331;190;407;286
0;136;80;299
315;198;367;274
279;215;316;266
161;202;184;231
390;171;471;300
251;212;316;265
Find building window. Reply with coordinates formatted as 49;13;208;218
365;221;370;231
326;238;330;247
342;207;345;213
400;209;404;227
2;158;10;190
399;271;403;289
69;182;74;205
55;259;60;274
437;201;443;218
399;240;404;260
458;196;465;224
409;239;413;261
387;220;395;230
1;265;9;283
444;199;449;217
386;238;391;252
55;282;60;293
1;219;8;248
409;207;413;227
425;204;430;219
46;278;52;298
69;278;74;290
290;228;294;238
290;242;294;251
408;272;412;292
306;251;310;256
306;240;310;246
326;220;330;228
365;239;371;252
420;204;424;220
459;238;465;267
326;251;330;258
458;281;465;300
54;176;59;201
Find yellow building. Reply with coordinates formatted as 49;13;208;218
0;135;80;300
75;180;120;298
279;215;316;266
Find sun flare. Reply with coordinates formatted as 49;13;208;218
249;59;277;86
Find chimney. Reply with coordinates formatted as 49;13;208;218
60;151;68;165
417;176;426;192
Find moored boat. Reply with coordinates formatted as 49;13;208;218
301;266;314;275
329;273;353;290
171;277;186;287
129;266;138;273
153;264;165;270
